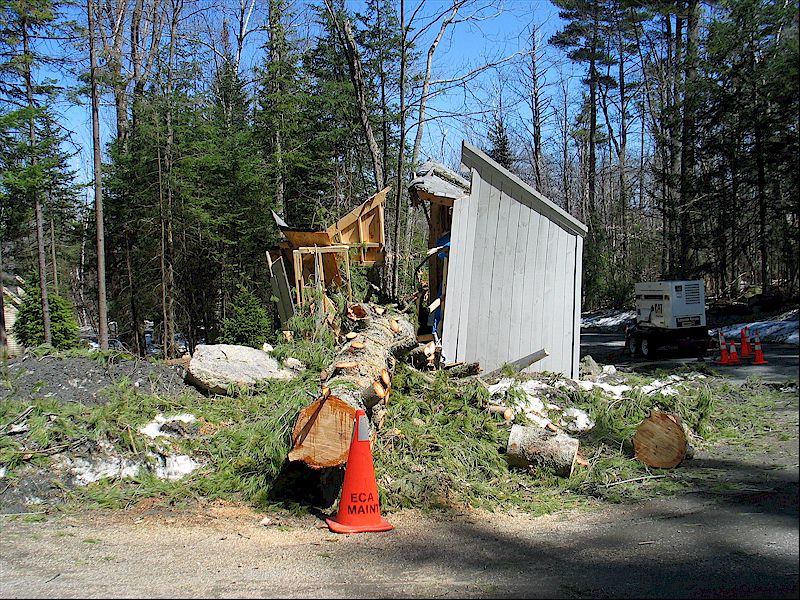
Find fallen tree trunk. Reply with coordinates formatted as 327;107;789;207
633;410;688;469
505;424;580;477
288;303;416;468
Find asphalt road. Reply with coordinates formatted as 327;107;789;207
580;332;799;385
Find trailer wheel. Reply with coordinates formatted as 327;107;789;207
640;336;656;358
626;335;639;356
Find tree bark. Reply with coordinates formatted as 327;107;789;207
88;0;109;350
506;424;580;478
288;303;415;468
22;16;51;345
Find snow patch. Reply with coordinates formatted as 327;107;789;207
558;408;595;433
139;413;197;438
150;453;200;481
714;309;799;344
581;310;636;328
577;380;632;398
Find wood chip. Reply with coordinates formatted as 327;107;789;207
381;368;391;387
390;318;400;333
373;380;386;398
345;332;358;340
374;306;385;315
335;361;359;370
321;386;331;399
351;341;366;350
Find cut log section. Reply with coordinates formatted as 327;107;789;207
488;405;514;421
633;410;688;468
506;424;580;477
289;303;415;468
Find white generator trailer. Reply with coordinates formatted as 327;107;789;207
625;280;712;358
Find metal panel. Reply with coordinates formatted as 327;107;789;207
531;216;550;371
538;219;558;373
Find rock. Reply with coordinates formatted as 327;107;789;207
579;355;602;379
186;344;297;395
262;342;274;353
260;517;273;527
283;357;306;373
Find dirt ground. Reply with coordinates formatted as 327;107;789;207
1;389;797;598
1;346;798;598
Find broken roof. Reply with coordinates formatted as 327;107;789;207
409;161;470;206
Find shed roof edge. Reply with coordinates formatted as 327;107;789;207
461;141;588;237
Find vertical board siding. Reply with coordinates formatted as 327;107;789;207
457;170;480;361
442;144;586;378
571;236;584;377
508;193;531;363
486;181;514;372
441;191;469;361
563;236;577;374
520;210;542;372
466;170;500;363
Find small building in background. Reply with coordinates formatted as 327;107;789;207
409;141;587;379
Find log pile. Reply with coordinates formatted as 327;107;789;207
288;303;416;468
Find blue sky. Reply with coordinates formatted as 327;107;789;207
42;0;571;189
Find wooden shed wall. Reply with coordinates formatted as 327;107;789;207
442;143;586;378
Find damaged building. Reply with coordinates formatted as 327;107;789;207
409;142;587;379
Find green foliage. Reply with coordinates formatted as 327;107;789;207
11;286;79;350
220;286;273;348
486;114;515;172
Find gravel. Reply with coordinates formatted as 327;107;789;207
1;353;201;405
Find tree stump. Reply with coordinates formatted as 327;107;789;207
632;410;688;468
505;424;580;477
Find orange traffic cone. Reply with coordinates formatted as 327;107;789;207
752;330;769;365
727;340;740;365
326;410;394;534
715;331;730;365
740;327;752;359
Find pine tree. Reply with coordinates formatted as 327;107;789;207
486;114;515;171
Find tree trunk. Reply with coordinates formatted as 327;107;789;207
679;0;698;275
633;410;688;468
22;16;51;345
391;0;406;299
506;424;580;478
88;0;109;350
288;303;415;468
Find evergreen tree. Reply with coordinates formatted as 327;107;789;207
11;284;79;349
220;285;272;348
486;114;515;171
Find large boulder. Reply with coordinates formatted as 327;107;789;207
186;344;301;395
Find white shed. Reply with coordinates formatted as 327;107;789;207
416;142;587;378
